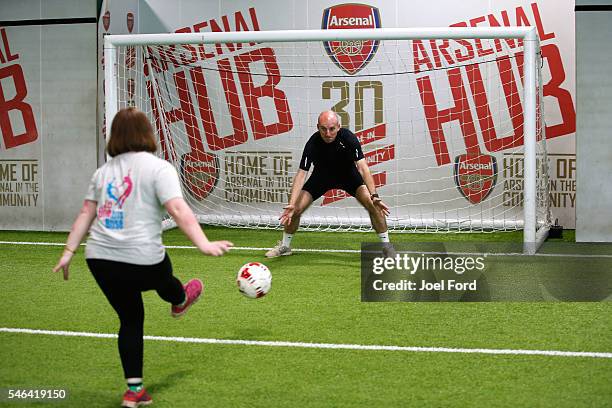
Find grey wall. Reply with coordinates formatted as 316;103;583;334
576;1;612;241
0;0;98;231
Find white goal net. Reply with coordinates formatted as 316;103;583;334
104;28;551;252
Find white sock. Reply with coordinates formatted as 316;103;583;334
282;232;293;248
378;231;390;243
127;378;143;392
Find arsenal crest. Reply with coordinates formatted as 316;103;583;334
454;153;498;204
127;12;134;33
102;10;111;31
321;4;381;75
180;152;220;201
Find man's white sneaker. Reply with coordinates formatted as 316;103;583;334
265;241;292;258
382;243;397;259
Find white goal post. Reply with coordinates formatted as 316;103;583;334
104;27;551;254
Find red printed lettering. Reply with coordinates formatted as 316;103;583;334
417;68;481;166
234;47;293;140
0;28;19;64
0;64;38;149
541;44;575;138
191;62;249;150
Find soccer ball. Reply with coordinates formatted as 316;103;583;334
236;262;272;299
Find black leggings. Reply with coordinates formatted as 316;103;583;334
87;254;184;379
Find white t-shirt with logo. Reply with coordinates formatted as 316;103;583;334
84;151;183;265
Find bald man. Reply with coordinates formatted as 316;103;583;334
266;110;393;258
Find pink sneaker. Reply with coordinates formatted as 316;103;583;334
121;388;152;407
171;279;203;318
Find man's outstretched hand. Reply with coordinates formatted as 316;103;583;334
279;204;296;226
372;197;390;217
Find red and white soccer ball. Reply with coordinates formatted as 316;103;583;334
236;262;272;299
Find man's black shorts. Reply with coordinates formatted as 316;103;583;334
302;171;364;201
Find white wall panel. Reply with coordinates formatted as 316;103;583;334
0;1;97;230
576;2;612;241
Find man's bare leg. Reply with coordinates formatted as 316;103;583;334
266;191;313;257
354;185;387;234
354;185;395;257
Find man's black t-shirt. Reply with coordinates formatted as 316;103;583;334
298;128;366;199
299;128;364;176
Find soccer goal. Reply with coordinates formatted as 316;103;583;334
103;27;551;254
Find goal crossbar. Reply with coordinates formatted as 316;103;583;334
104;27;536;45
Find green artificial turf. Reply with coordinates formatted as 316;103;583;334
0;228;610;407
